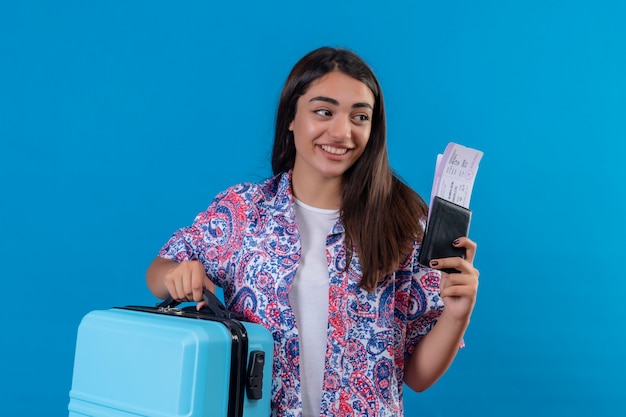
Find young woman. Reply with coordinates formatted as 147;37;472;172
146;46;479;417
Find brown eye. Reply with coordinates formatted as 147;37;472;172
314;109;332;117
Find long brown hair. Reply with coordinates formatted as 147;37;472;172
272;47;428;291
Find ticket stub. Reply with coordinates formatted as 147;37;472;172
429;142;483;213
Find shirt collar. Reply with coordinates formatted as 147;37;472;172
279;170;345;236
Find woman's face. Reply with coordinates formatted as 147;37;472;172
289;70;374;183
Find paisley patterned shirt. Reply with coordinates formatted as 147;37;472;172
159;171;444;417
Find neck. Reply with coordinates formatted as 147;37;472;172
291;168;342;210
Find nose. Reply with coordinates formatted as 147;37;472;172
328;115;351;141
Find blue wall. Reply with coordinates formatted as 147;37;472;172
1;1;625;415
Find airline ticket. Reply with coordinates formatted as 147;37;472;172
429;142;483;212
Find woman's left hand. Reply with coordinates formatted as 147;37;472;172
429;237;479;321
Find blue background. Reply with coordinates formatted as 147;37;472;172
1;1;625;416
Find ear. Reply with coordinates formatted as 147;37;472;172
288;120;294;132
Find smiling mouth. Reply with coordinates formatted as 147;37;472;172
320;145;349;155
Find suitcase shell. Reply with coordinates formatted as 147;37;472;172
68;304;273;417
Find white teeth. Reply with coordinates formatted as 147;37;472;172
321;145;348;155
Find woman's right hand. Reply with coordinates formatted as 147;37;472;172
147;257;215;303
164;259;216;302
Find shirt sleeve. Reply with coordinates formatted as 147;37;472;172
158;187;245;288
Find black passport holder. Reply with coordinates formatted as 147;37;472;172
418;196;472;273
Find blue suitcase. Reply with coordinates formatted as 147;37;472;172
68;291;273;417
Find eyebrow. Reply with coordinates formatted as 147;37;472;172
309;96;373;110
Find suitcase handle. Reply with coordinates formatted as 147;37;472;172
157;289;234;319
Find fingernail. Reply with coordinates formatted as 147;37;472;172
430;260;439;267
453;239;460;246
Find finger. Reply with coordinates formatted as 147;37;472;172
163;267;182;300
440;284;478;299
191;266;207;302
430;257;471;274
195;279;217;310
453;237;477;264
171;276;185;301
441;271;478;289
164;280;177;301
182;261;201;301
179;260;200;301
177;260;205;302
182;271;194;301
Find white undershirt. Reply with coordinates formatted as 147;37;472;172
289;198;338;417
